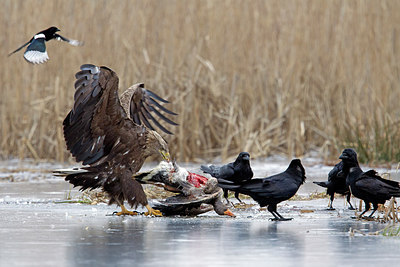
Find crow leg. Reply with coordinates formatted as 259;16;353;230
347;193;355;210
359;202;371;217
269;211;281;221
327;194;335;210
234;191;243;203
270;212;293;221
268;205;292;221
367;203;379;218
368;209;377;218
223;189;231;205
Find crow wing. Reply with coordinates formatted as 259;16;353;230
216;164;236;179
328;161;345;182
201;164;235;179
236;175;297;200
355;170;400;199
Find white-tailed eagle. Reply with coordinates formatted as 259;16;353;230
63;64;177;216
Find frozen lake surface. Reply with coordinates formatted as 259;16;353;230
0;157;400;266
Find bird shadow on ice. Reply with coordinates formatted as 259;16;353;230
66;217;304;265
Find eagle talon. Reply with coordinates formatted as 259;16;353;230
114;211;139;216
114;205;139;216
145;205;163;217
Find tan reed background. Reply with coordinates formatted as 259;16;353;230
0;0;400;163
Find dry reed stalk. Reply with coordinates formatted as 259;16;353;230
0;0;399;163
383;197;399;223
22;138;39;160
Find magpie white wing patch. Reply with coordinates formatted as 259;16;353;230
33;33;46;39
55;36;84;46
24;50;49;64
68;39;83;46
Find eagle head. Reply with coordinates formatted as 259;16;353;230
146;130;170;161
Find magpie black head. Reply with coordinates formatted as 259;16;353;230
339;148;358;164
38;26;60;40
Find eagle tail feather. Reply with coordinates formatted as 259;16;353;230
65;172;103;191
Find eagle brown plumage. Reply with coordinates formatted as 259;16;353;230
63;64;177;216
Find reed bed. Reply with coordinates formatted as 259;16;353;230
1;0;400;163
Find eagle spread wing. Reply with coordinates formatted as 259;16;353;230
119;83;178;134
63;64;176;209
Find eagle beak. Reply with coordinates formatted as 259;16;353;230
224;209;236;217
160;150;170;162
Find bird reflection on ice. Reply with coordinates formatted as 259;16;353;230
65;214;395;267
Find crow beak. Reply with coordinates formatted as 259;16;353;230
243;155;250;161
224;209;236;217
339;153;347;160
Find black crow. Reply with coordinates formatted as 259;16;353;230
313;161;355;210
339;148;400;218
218;159;306;221
8;26;83;64
200;152;253;204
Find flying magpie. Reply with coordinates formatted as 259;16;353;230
8;26;83;64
